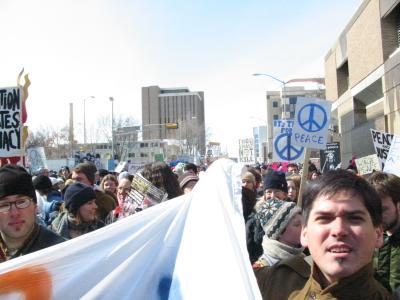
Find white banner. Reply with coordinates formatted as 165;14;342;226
355;154;381;175
0;159;261;300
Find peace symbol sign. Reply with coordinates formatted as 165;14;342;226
297;103;327;132
274;133;304;161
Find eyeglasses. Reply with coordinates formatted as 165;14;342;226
0;198;33;213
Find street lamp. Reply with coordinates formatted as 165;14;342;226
253;73;288;119
83;96;95;148
109;97;114;160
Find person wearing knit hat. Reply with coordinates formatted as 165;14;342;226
72;163;116;222
51;182;104;239
178;172;199;194
0;164;65;263
252;198;303;268
263;170;288;201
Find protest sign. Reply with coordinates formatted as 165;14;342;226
126;173;168;211
292;97;332;150
0;87;23;157
370;129;393;170
320;142;341;173
384;135;400;177
26;147;47;172
114;161;128;173
273;119;304;162
238;138;254;163
355;154;381;175
0;159;261;299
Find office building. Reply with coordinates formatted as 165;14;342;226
325;0;400;164
142;86;206;156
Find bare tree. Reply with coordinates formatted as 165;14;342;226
26;126;70;159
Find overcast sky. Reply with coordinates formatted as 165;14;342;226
0;0;362;156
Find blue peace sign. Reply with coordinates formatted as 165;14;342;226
274;133;304;161
297;103;327;132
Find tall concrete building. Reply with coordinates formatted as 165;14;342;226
324;0;400;165
142;86;206;156
265;79;326;161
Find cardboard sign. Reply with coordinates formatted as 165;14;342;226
355;154;381;175
292;97;332;149
273;119;304;162
0;87;23;157
370;129;394;170
384;135;400;177
320;142;341;173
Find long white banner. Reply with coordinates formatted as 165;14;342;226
0;159;261;300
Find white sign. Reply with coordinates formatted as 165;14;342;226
238;138;254;163
355;154;381;175
26;147;47;172
370;129;394;170
0;159;261;300
292;97;332;149
0;87;23;157
273;119;304;162
384;135;400;177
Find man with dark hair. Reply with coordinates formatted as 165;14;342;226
368;171;400;292
72;163;116;222
256;170;390;299
0;165;65;262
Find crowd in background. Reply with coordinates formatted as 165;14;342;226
0;157;399;298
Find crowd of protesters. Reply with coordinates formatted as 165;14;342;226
0;157;399;298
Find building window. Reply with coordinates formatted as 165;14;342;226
289;97;297;105
273;114;279;120
272;101;278;108
337;61;349;97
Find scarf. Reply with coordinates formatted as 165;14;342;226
262;238;304;262
52;212;100;239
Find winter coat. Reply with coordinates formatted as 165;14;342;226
0;224;65;262
255;256;391;300
375;229;400;292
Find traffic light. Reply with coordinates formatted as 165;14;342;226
165;123;179;129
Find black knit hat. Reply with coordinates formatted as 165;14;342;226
263;171;288;193
64;182;96;215
0;164;36;202
32;175;52;191
73;163;97;185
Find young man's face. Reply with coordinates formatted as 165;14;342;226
301;189;383;284
0;195;36;244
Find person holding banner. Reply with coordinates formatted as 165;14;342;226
255;170;390;299
368;171;400;293
0;165;65;263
